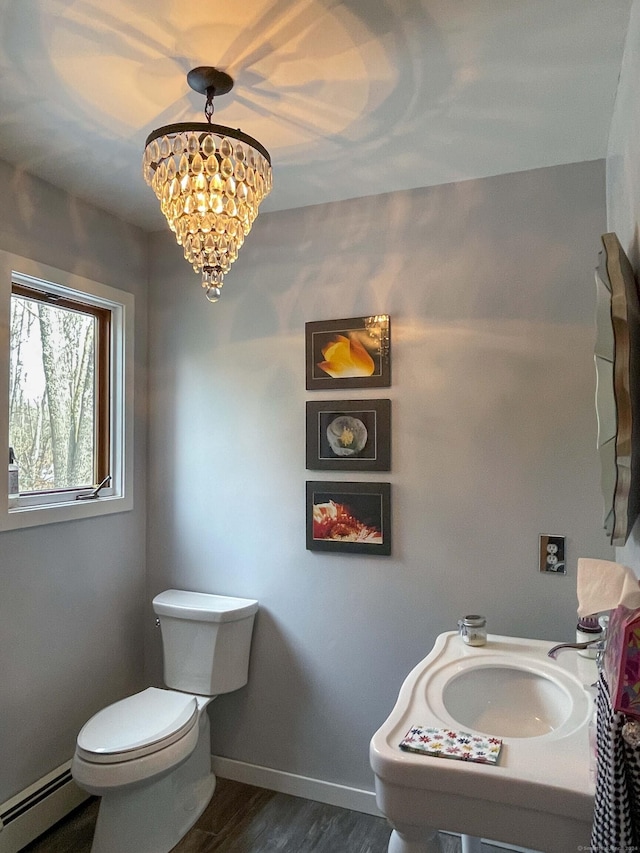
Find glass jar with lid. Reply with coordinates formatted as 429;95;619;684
458;614;487;646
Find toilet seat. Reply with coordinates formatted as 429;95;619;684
76;687;198;764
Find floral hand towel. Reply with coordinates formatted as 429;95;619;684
399;725;503;765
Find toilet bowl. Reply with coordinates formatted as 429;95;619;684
72;688;208;793
72;589;258;853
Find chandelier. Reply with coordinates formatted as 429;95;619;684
142;67;273;302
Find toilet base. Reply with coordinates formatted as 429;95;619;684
90;712;215;853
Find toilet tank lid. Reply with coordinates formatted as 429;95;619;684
152;589;259;622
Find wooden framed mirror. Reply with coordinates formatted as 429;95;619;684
594;232;640;545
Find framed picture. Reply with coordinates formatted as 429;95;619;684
305;315;391;390
306;399;391;471
306;481;391;555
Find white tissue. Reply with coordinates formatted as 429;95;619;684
577;558;640;617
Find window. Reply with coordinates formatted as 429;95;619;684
10;283;110;496
0;252;134;530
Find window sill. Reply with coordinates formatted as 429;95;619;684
1;492;133;532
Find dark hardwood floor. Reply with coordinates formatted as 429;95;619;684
21;778;504;852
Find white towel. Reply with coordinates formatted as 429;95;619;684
577;558;640;617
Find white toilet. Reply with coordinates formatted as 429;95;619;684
71;589;258;853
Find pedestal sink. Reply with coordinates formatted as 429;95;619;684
370;632;597;853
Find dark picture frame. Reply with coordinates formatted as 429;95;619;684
306;399;391;471
306;481;391;555
305;315;391;390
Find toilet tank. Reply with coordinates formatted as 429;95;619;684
152;589;258;696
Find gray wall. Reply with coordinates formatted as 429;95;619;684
0;162;148;802
147;159;612;791
607;0;640;270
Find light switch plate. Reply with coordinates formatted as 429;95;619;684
539;535;566;574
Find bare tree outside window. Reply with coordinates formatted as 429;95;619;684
10;294;96;491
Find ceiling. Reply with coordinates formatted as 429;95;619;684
0;0;632;232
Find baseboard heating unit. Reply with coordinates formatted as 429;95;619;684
0;761;89;853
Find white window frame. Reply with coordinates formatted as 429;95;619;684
0;251;134;530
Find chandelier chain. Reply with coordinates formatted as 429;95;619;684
204;87;215;124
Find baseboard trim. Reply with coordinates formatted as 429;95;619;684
0;761;89;853
211;755;382;817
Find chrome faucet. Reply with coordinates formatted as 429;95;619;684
547;638;603;658
547;614;609;672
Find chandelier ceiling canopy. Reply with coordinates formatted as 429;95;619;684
143;67;272;303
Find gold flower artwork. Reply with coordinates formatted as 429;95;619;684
317;334;375;378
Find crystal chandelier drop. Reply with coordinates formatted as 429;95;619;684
142;67;272;302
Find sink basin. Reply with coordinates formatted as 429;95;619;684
425;644;591;743
442;663;570;738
